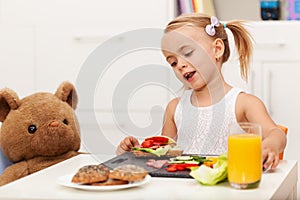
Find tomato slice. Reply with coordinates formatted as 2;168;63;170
141;140;153;148
166;166;177;172
145;136;169;144
176;165;185;171
166;163;197;171
151;142;162;146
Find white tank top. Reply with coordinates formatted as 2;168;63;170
174;87;244;155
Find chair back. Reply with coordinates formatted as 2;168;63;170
0;148;12;174
277;125;288;160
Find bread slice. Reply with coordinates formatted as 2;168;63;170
71;164;110;184
91;178;129;186
109;164;148;182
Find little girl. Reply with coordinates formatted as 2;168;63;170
116;13;286;170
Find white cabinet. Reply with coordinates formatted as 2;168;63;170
34;26;105;92
0;0;175;28
0;25;35;98
0;0;179;154
0;0;176;92
261;62;300;158
247;22;300;161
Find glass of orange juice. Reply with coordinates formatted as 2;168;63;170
228;122;262;189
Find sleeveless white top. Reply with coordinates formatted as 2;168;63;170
174;87;244;155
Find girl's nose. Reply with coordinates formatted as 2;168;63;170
177;58;187;69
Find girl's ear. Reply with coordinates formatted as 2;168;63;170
213;38;225;61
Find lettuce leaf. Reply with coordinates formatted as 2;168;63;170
131;145;171;157
189;153;228;185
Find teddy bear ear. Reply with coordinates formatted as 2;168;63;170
55;81;78;110
0;88;20;122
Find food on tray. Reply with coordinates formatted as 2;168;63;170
146;159;169;169
71;164;110;184
131;135;183;157
109;164;148;182
71;164;148;186
190;153;228;185
203;157;218;168
165;155;207;172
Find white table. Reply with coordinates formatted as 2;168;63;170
0;154;298;200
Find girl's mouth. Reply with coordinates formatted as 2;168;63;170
183;71;196;81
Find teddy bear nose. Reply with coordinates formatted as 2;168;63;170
49;121;60;127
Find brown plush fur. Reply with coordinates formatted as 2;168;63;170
0;81;81;186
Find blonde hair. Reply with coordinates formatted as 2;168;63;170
164;13;253;81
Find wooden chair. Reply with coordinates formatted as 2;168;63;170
277;125;288;160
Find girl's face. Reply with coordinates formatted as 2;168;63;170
161;26;221;90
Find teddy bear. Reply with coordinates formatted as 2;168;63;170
0;81;81;186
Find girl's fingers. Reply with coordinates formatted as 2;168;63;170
263;151;278;171
116;136;140;155
129;136;140;147
271;155;279;169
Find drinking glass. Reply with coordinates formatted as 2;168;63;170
228;122;262;189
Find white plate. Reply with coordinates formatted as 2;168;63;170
57;174;151;191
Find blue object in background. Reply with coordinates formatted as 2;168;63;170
286;0;300;20
0;148;12;174
261;0;281;20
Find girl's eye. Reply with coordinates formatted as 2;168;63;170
184;50;193;57
171;61;177;67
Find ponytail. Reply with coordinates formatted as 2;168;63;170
226;21;253;81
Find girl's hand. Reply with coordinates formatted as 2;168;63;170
262;146;280;171
116;136;140;155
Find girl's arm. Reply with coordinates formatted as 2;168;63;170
237;93;287;169
161;98;179;141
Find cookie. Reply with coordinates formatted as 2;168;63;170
91;178;129;186
71;164;110;184
109;164;148;182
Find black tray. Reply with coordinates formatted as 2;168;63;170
102;152;194;178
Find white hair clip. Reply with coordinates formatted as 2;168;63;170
205;16;220;36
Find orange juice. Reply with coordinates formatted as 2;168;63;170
228;133;262;188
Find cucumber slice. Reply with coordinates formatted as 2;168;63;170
184;161;199;164
168;160;185;164
175;156;193;161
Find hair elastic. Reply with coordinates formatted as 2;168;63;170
205;16;220;36
222;22;226;29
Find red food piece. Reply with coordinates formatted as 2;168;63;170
176;165;185;171
152;142;164;146
166;166;177;172
141;140;154;148
145;136;169;145
165;163;199;172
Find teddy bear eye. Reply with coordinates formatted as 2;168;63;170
62;119;68;125
28;125;37;134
